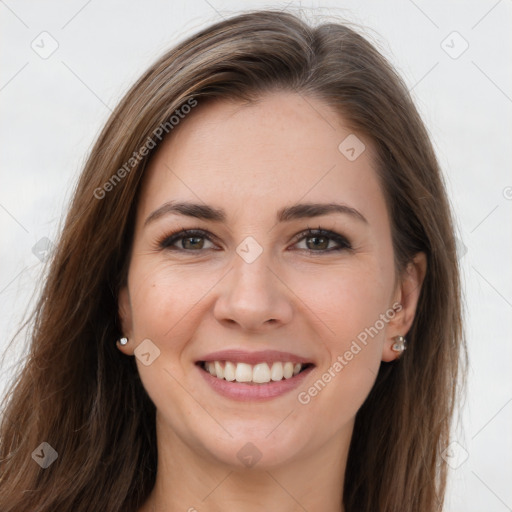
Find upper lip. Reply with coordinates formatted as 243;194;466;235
196;349;315;366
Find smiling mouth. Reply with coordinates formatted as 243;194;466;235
196;360;314;385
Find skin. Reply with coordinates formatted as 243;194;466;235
117;91;426;512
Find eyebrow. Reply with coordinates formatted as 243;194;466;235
144;200;368;227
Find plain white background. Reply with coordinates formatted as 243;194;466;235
1;1;511;510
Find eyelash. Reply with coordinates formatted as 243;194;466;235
156;226;353;254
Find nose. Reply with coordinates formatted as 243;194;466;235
213;248;293;332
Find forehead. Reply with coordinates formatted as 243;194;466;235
137;92;387;228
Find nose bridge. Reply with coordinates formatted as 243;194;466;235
230;239;277;302
213;236;293;329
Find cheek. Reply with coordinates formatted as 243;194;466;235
295;258;392;346
291;259;392;417
126;261;215;415
128;259;215;340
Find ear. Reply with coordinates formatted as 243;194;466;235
117;285;135;355
382;251;427;362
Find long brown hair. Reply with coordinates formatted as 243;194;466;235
0;9;467;511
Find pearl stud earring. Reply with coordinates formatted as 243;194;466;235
392;335;407;355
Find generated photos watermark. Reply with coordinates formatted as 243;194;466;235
93;97;198;200
297;302;402;405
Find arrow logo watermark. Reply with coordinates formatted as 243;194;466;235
338;134;366;162
236;442;262;468
236;236;263;264
134;338;161;366
31;441;58;469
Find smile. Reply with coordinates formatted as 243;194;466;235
198;360;314;385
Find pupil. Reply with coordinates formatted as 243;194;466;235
184;236;203;249
307;236;327;250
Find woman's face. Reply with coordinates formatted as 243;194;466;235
118;91;425;469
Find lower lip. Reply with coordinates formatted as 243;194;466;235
196;363;315;402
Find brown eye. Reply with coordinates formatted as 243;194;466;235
293;228;352;253
159;229;216;251
181;236;205;250
305;234;329;251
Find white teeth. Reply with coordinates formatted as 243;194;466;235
235;363;253;382
252;363;271;383
270;362;283;381
283;362;294;379
214;361;224;379
203;360;307;384
224;361;236;381
206;362;216;376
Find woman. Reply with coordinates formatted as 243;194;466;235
0;9;467;512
